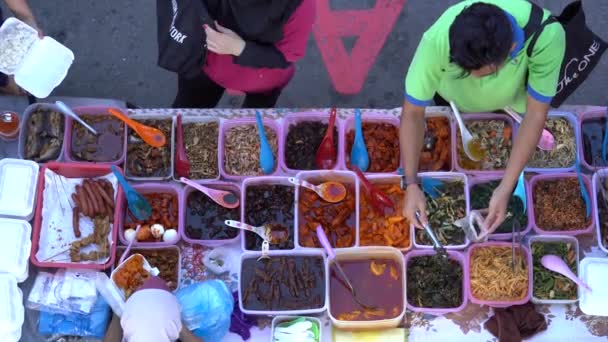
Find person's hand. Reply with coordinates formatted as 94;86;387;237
404;184;427;229
204;21;245;56
0;76;26;96
484;183;511;233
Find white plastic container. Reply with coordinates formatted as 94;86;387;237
110;254;160;301
271;316;323;342
0;274;24;342
0;218;31;282
528;235;580;305
0;158;39;220
579;257;608;316
0;18;74;98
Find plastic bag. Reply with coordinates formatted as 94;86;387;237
38;296;110;338
27;270;98;315
176;280;234;342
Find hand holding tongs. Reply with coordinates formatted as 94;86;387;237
415;211;447;258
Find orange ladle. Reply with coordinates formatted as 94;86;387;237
108;108;167;148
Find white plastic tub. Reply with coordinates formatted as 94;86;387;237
0;158;39;221
0;218;31;282
271;316;323;342
579;257;608;316
0;274;24;342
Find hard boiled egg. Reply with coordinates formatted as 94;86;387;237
124;228;137;242
163;229;178;243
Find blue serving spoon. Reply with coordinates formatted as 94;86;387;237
574;155;592;218
397;167;444;199
602;106;608;164
255;111;275;174
513;171;527;213
350;108;370;172
110;165;151;221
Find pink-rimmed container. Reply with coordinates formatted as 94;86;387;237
180;181;241;247
219;117;283;181
30;162;125;270
525;111;579;173
328;247;406;330
528;235;580;305
342;113;400;174
174;117;221;182
116;245;182;292
454;113;516;175
578;110;608;171
241;176;296;252
63;106;127;165
18;102;67;163
466;241;533;307
238;249;327;316
294;170;360;249
119;182;183;247
360;174;412;252
592;170;608;253
412;171;470;250
281;111;344;174
419;112;456;173
528;173;595;236
405;249;467;315
467;174;531;240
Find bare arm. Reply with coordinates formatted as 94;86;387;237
103;314;123;342
4;0;37;27
179;326;204;342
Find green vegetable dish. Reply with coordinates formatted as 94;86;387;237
531;241;578;300
470;180;527;234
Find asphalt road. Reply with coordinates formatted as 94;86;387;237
9;0;608;108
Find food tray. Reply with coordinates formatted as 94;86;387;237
524;111;579;173
219;117;284;181
271;316;323;342
420;112;456;172
238;249;328;316
361;174;412;252
63;106;127;165
341;113;401;173
465;241;533;307
0;158;39;221
404;249;467;315
528;173;595;236
124;114;175;181
467;174;531;240
110;253;160;301
294;170;360;249
119;182;183;247
17;102;67;163
528;235;580;305
281;111;345;174
453;113;516;175
328;247;406;330
116;245;181;293
173;116;221;182
578;110;608;171
592;169;608;254
30;162;124;270
412;171;470;250
180;181;241;247
241;176;296;252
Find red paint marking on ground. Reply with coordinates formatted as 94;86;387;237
313;0;406;94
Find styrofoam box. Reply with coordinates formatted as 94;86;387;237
0;274;24;342
271;316;323;342
0;218;31;282
0;158;39;220
579;257;608;316
0;18;74;98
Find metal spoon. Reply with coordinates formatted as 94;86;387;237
415;211;447;258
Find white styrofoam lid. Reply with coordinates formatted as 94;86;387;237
0;274;24;334
580;257;608;316
0;158;39;219
14;36;74;98
0;218;31;281
0;18;38;75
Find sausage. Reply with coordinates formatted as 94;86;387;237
71;193;82;209
102;181;115;202
72;207;81;238
105;202;113;219
75;186;90;217
91;180;114;209
83;180;101;215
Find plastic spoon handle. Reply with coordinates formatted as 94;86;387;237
513;171;527;213
255;111;275;174
575;157;592;218
351;108;370;171
56;101;98;135
450;101;471;140
288;177;318;192
108;108;166;148
180;177;213;197
224;220;266;240
111;165;133;194
316;225;335;260
504;107;555;150
541;255;592;292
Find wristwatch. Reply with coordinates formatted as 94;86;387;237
400;175;421;190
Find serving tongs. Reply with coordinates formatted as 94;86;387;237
511;218;523;272
415;211;447;258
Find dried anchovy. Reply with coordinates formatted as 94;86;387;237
183;122;219;179
126;119;172;177
407;255;463;308
457;119;512;170
533;178;590;230
528;118;575;168
416;181;466;246
470;180;527;234
224;124;278;176
532;242;577;300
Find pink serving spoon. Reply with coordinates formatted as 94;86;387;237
175;114;191;178
179;177;239;209
542;255;592;292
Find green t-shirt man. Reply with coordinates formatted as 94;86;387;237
404;0;565;113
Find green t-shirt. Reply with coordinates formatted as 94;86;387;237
404;0;565;113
